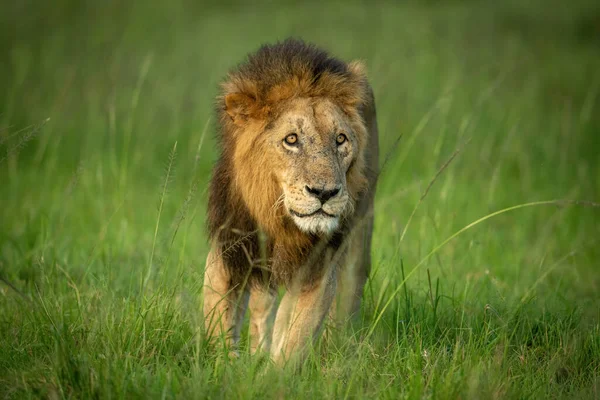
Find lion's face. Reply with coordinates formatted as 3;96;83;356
266;97;358;235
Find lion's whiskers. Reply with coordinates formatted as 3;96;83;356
344;198;355;216
270;193;286;217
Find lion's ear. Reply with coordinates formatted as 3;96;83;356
224;93;256;126
347;60;370;106
348;60;367;78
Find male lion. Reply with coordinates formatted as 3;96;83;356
203;39;379;366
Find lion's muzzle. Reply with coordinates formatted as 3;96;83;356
284;182;349;235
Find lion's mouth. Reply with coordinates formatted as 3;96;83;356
289;208;336;218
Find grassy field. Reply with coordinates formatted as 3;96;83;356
1;0;600;398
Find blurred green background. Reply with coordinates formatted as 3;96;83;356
1;0;599;398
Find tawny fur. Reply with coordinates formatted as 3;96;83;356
203;38;379;366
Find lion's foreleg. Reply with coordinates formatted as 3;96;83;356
203;250;248;353
331;249;359;324
332;212;373;322
271;266;337;367
248;285;278;354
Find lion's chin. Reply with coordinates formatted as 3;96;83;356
291;214;339;235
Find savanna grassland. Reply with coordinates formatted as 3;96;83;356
1;1;599;398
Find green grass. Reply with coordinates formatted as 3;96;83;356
1;0;600;398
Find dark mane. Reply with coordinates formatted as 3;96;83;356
218;38;368;120
234;38;351;95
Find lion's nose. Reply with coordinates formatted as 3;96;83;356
305;186;340;204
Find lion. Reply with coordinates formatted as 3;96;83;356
203;38;379;367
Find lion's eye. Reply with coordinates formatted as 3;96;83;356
336;133;347;145
284;133;298;145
